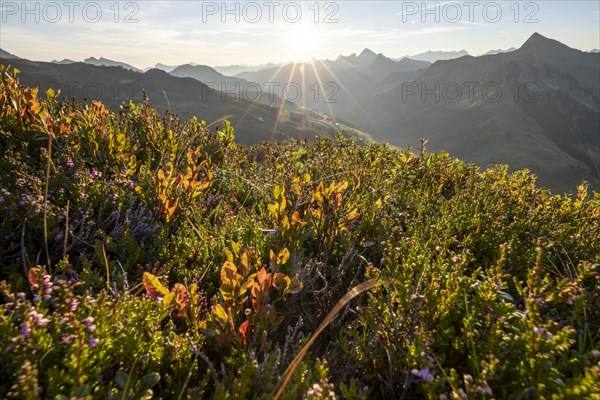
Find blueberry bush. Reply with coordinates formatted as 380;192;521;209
1;66;599;399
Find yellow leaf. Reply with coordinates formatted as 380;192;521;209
280;195;287;211
220;261;238;285
268;203;279;217
213;304;228;324
281;214;290;231
241;251;250;270
163;292;176;308
351;171;360;189
224;248;234;263
277;248;290;265
142;272;169;299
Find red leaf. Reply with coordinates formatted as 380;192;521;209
238;320;251;345
28;267;41;288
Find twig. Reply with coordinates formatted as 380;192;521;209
274;275;396;400
43;135;53;273
21;219;28;278
102;243;110;292
63;200;69;258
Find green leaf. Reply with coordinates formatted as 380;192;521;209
138;372;160;392
497;291;514;302
115;372;129;389
74;384;90;397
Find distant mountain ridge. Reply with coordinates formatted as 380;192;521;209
410;50;470;63
2;34;598;192
482;47;517;56
352;32;600;192
0;48;20;59
84;57;140;72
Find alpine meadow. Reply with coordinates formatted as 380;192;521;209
0;1;599;399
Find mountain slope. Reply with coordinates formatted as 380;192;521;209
354;33;600;192
169;63;248;90
411;50;469;62
0;58;360;144
237;50;430;120
0;48;20;59
84;57;140;72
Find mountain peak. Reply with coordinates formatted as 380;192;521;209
359;48;376;58
523;32;547;46
519;32;578;56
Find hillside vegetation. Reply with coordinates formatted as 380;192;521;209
1;67;599;399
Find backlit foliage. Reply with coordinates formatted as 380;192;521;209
1;66;599;399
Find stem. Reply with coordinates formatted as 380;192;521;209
43;135;53;273
63;200;69;258
102;243;111;292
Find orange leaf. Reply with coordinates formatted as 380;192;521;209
28;267;41;288
238;320;251;345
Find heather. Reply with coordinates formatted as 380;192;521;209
1;66;599;399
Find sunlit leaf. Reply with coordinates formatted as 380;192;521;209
276;248;290;266
142;272;169;300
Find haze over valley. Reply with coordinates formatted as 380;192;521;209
3;31;598;192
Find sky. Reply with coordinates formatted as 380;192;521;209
1;1;599;68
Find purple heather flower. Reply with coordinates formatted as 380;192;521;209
412;368;434;383
82;317;94;326
0;196;4;203
81;193;89;200
29;310;50;327
60;317;69;325
16;292;26;301
54;231;64;242
66;159;74;168
62;335;74;344
86;324;97;333
427;355;435;367
21;323;31;338
15;179;24;187
87;338;99;348
533;326;554;339
91;170;103;178
70;299;80;311
41;275;53;298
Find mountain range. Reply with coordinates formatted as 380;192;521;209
410;50;470;63
1;33;598;192
350;33;599;192
0;58;369;145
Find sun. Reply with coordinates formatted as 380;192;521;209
287;26;319;61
